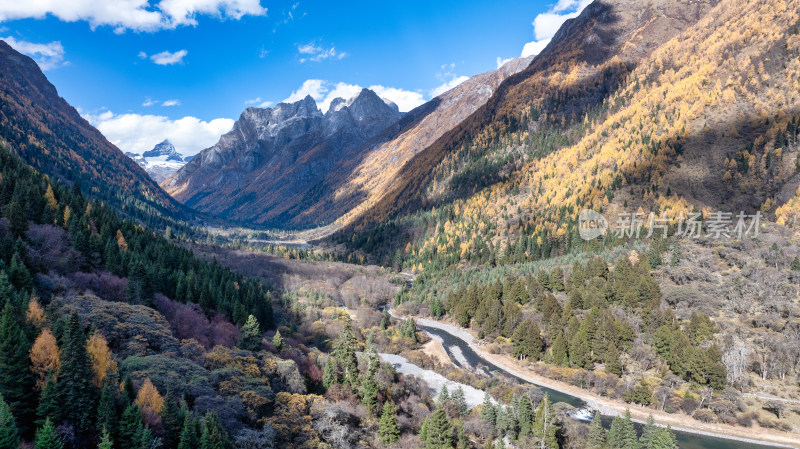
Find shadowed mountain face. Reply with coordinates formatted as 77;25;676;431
0;40;182;217
164;56;536;229
163;88;402;225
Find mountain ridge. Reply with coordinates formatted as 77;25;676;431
0;39;183;222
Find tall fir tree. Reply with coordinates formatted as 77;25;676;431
160;395;185;449
378;401;400;445
36;374;61;428
480;393;496;426
647;427;677;449
532;394;559;449
177;414;201;449
333;318;360;392
97;428;113;449
359;348;380;414
0;302;33;434
34;419;63;449
57;314;97;433
0;393;19;449
424;409;454;449
96;383;118;443
587;411;606;449
238;315;261;352
200;411;232;449
118;404;143;449
639;414;656;448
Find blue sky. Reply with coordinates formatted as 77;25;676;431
0;0;590;155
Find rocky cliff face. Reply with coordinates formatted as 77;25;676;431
163;89;401;223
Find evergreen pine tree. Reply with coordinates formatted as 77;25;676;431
333;318;359;392
238;315;261;352
378;401;400;445
96;383;118;442
57;314;97;433
424;409;454;449
532;394;559;449
639;414;656;448
200;411;232;449
550;332;569;367
605;342;623;376
451;387;468;417
160;395;184;449
480;393;496;426
271;330;283;352
177;415;201;449
138;426;154;449
98;428;114;449
617;409;639;449
587;411;606;449
436;385;450;408
0;393;19;449
34;419;63;449
647;426;677;449
516;395;533;439
118;404;143;449
322;356;337;390
37;374;61;427
0;302;33;433
359;349;380;414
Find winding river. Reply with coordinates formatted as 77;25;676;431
418;324;786;449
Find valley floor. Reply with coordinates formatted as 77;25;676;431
401;314;800;449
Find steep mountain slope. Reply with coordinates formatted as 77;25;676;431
347;0;721;233
126;139;190;183
163;89;402;225
286;55;536;228
0;40;182;221
345;0;800;271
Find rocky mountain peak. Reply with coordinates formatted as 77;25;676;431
142;139;184;162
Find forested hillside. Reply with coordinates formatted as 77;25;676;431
0;40;188;230
334;0;800;440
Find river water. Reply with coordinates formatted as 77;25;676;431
419;325;784;449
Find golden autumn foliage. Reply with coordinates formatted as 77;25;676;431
116;229;128;251
26;298;44;326
30;329;59;389
135;378;164;414
267;393;323;449
87;333;118;388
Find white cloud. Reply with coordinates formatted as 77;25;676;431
2;36;65;70
84;110;234;156
142;97;158;107
245;97;262;104
147;49;187;65
162;99;180;106
429;63;469;98
429;75;469;98
497;0;590;63
297;41;347;63
282;79;425;113
368;85;425;112
0;0;266;33
258;100;272;108
521;38;551;58
284;79;327;103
